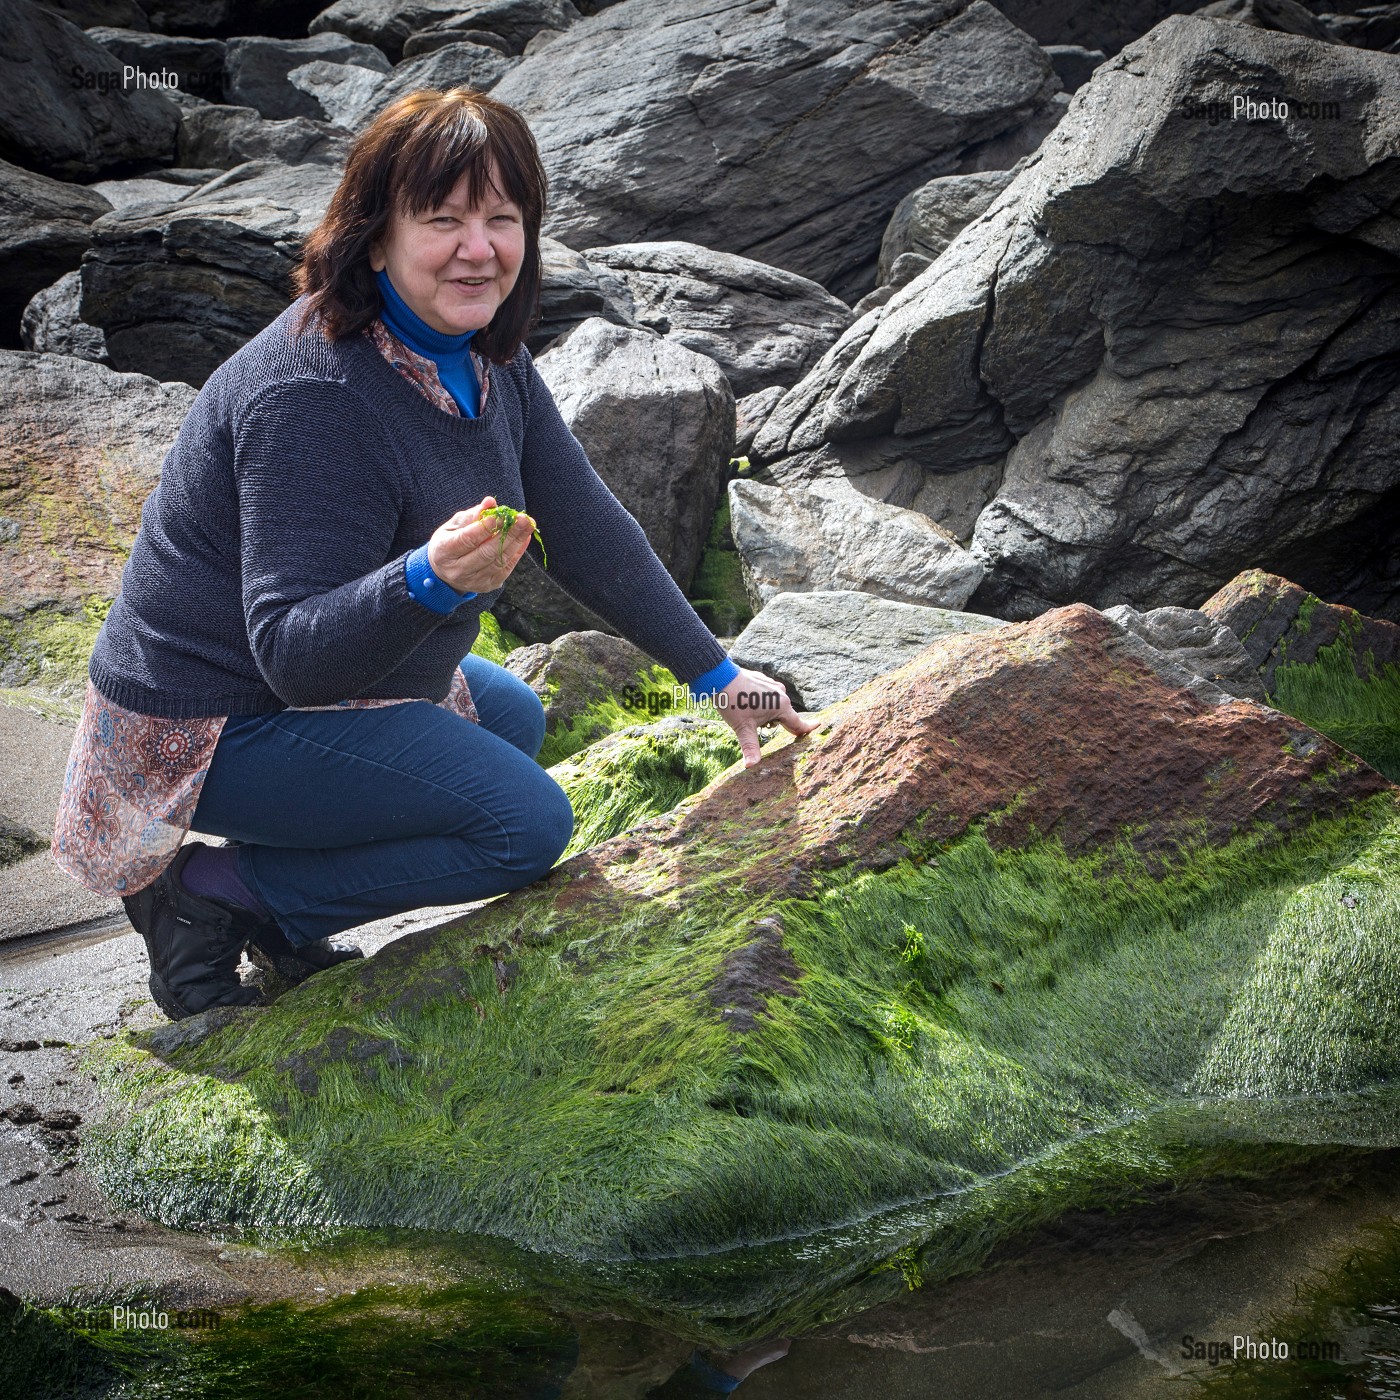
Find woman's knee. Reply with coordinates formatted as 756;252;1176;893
512;778;574;880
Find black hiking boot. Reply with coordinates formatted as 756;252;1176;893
245;924;364;986
121;842;265;1022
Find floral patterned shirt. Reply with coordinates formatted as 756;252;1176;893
51;322;491;899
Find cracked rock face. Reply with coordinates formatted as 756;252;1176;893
490;0;1064;304
753;15;1400;621
79;160;341;386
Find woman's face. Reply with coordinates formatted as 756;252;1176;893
369;161;525;337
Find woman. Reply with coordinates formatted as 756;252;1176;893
52;87;815;1023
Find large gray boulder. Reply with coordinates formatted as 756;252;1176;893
728;475;985;612
285;58;390;128
176;99;351;168
341;40;518;129
495;319;734;641
531;235;641;353
0;159;111;348
223;33;390;120
730;589;1005;710
489;0;1064;304
0;0;179;179
580;242;853;398
878;169;1018;284
79;159;341;385
754;17;1400;621
0;351;195;617
1102;603;1267;702
84;25;226;100
21;271;110;361
308;0;581;60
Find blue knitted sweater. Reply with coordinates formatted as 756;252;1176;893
88;299;735;718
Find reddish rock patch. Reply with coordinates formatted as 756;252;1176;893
531;606;1392;929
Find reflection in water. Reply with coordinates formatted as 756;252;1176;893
643;1338;793;1397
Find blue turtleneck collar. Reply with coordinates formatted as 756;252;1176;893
374;267;480;416
374;268;476;358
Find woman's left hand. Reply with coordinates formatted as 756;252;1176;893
714;667;820;768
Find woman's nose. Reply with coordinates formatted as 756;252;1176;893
458;220;494;263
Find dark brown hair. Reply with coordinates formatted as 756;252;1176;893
293;88;548;363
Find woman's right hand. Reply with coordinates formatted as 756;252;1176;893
427;496;537;594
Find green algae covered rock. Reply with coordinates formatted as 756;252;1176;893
84;604;1400;1328
1204;569;1400;782
548;712;741;855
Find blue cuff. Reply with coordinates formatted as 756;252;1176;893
686;656;740;701
405;544;477;615
687;1351;743;1394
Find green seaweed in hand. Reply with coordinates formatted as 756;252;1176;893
480;504;547;569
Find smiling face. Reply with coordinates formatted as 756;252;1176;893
369;159;525;337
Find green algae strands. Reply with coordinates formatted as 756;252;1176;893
479;504;547;569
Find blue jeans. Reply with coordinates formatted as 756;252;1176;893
190;654;574;945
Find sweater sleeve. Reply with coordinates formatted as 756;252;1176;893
233;378;448;708
515;355;731;689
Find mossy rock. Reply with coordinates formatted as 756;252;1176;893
1203;570;1400;781
500;628;697;767
549;712;742;855
688;494;752;637
0;596;111;699
467;610;525;667
83;605;1400;1333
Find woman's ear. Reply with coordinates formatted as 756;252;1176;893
369;244;385;273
